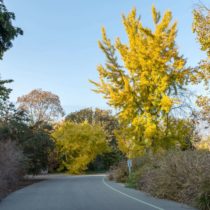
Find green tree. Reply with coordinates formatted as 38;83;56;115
0;79;13;114
22;124;54;174
52;121;109;174
0;0;23;59
0;0;22;112
0;103;54;174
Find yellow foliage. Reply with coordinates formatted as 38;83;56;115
52;121;109;174
192;6;210;86
196;95;210;124
160;95;173;113
90;5;207;158
196;137;210;151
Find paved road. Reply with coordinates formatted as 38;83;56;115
0;175;196;210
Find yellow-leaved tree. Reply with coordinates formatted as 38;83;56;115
52;121;110;174
193;5;210;139
90;6;205;157
193;4;210;82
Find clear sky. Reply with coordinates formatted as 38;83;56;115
0;0;209;114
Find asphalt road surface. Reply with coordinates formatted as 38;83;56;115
0;175;196;210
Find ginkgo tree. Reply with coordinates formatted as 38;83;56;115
52;121;110;174
90;6;206;157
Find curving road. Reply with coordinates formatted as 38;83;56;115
0;175;196;210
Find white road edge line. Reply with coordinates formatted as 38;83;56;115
102;177;165;210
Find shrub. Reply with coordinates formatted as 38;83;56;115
108;161;128;182
197;179;210;210
126;153;163;188
0;140;25;192
126;171;139;188
138;150;210;209
109;150;210;209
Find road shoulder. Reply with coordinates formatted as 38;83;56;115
103;176;197;210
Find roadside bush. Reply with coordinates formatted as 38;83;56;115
109;150;210;209
138;150;210;209
108;161;128;182
126;153;163;188
126;170;140;188
197;179;210;210
0;140;25;192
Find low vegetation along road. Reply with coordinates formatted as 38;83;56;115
0;175;196;210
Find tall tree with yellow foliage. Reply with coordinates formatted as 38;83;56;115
90;6;205;157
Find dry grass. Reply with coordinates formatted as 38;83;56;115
109;150;210;209
138;150;210;209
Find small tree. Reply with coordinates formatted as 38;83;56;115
52;121;109;174
17;89;65;125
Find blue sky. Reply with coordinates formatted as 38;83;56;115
0;0;208;114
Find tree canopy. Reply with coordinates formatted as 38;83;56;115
17;89;65;125
52;121;110;174
66;108;123;171
90;6;207;157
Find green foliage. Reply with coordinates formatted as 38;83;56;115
0;103;54;174
66;108;96;124
52;121;110;174
22;124;54;174
0;0;23;60
197;179;210;210
0;0;22;117
126;172;139;188
0;79;13;102
0;79;13;122
66;108;118;141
